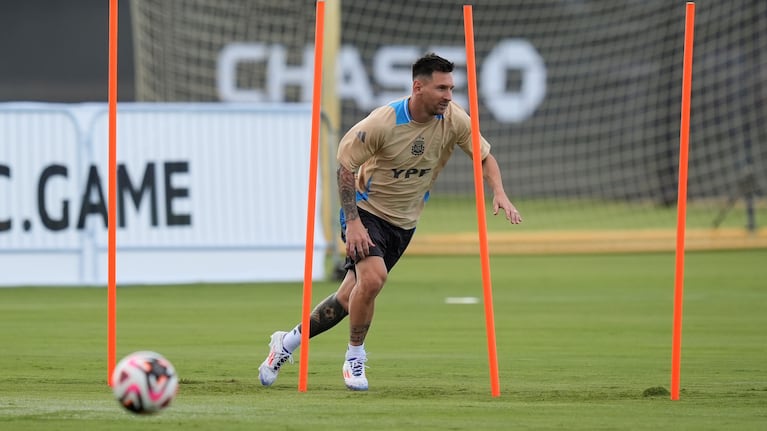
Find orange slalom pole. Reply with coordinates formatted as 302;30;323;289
463;4;501;397
298;0;325;393
671;1;695;401
107;0;119;385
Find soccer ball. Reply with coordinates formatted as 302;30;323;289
111;351;178;414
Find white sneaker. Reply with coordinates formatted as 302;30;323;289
342;357;368;391
258;331;293;386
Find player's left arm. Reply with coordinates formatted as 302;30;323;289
482;153;522;224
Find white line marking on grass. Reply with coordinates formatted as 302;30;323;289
444;297;480;304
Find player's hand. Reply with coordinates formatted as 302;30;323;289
344;218;376;259
493;195;523;224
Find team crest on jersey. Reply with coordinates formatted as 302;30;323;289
411;136;425;156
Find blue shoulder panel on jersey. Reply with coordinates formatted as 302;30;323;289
388;98;445;123
388;99;411;125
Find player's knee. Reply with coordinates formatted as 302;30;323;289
355;271;387;298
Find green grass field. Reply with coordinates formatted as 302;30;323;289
1;250;765;430
416;196;767;232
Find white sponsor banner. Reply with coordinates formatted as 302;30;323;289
0;103;326;286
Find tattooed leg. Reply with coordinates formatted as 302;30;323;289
349;323;371;346
296;293;349;338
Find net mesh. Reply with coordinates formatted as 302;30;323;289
131;0;767;253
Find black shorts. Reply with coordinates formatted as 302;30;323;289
340;207;415;273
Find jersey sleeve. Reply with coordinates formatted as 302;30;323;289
336;107;389;172
452;102;492;160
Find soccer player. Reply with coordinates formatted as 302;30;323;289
259;53;522;391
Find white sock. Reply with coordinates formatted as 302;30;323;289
282;326;302;353
346;343;366;360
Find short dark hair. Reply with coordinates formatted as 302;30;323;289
412;53;454;80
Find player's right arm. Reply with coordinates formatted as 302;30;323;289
337;164;373;259
337;113;385;259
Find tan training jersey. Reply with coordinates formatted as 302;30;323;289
337;98;491;229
